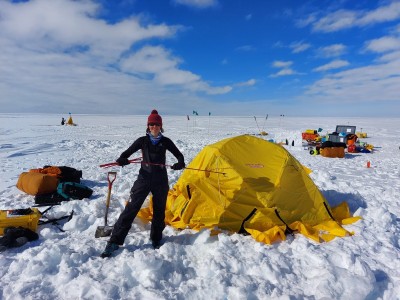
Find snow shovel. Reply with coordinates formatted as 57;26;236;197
95;171;117;238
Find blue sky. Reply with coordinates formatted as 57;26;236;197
1;0;400;116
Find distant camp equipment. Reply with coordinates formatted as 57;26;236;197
302;129;320;142
328;125;356;144
254;116;268;136
319;141;346;158
138;135;360;244
66;113;77;126
356;132;367;138
95;172;117;238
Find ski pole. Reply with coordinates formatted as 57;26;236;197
99;157;142;168
254;116;261;134
262;114;268;131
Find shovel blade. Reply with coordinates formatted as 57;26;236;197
95;225;113;238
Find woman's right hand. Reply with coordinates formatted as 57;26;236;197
116;157;130;166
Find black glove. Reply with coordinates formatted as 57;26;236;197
116;157;130;167
171;162;185;170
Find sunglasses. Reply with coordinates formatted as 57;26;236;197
148;123;161;127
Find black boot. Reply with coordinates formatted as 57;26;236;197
152;240;161;249
100;242;119;258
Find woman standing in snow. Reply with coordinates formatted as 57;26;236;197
101;109;185;258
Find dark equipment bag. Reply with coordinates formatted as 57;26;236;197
43;165;82;183
34;192;68;206
57;182;93;200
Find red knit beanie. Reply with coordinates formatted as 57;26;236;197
147;109;162;125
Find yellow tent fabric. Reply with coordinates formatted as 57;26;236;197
67;116;74;125
138;135;360;244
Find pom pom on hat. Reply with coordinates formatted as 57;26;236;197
148;109;162;125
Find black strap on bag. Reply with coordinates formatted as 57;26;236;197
38;206;74;232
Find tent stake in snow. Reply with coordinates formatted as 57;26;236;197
95;171;117;238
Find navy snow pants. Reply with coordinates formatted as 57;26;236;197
109;175;169;245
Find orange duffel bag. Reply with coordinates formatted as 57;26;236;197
320;147;345;158
16;172;59;196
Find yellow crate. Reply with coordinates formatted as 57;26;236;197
304;129;317;134
356;132;367;138
0;208;41;235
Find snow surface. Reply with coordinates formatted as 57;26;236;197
0;113;399;300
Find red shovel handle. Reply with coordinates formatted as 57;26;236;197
107;171;117;189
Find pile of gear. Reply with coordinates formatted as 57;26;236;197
0;165;93;251
303;125;374;158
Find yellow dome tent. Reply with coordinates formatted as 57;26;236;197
139;135;360;244
67;116;74;125
66;113;77;126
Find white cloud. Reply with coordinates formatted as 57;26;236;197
270;61;297;77
0;0;233;114
0;0;180;61
245;14;252;21
317;44;347;57
306;58;400;103
119;45;232;94
290;41;311;53
306;2;400;33
235;79;256;87
358;2;400;25
312;10;357;32
172;0;218;9
236;45;256;51
120;46;179;74
270;68;295;78
313;60;349;72
364;36;400;53
272;61;293;68
378;50;400;62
